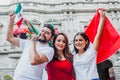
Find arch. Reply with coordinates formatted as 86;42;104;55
45;18;61;26
31;19;41;25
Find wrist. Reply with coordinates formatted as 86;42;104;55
31;42;36;47
9;20;14;25
100;16;105;20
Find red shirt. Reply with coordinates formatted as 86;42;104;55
46;59;74;80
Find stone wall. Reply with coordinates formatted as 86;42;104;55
114;65;120;80
0;68;14;80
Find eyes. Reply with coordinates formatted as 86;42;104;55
74;39;83;42
41;30;51;35
57;39;65;43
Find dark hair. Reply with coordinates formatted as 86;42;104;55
73;32;90;53
43;24;55;37
52;33;73;63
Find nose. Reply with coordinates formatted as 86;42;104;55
41;31;45;35
59;41;64;45
75;41;80;44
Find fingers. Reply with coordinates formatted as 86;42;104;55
23;19;31;28
23;19;28;25
9;12;14;17
9;12;15;23
99;9;105;14
98;9;106;18
31;34;38;42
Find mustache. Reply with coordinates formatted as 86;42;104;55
39;33;46;40
36;33;47;42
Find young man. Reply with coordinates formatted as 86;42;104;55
7;12;55;80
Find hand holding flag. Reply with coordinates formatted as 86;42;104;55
23;19;39;36
85;8;120;64
9;12;15;24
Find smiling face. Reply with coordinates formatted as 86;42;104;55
74;35;88;52
52;33;72;62
73;32;90;53
54;34;66;51
38;27;52;43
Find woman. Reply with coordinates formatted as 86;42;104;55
46;33;75;80
73;9;106;80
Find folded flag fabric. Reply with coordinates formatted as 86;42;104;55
13;28;29;36
14;3;23;27
85;8;120;64
28;22;39;35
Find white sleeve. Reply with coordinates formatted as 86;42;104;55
89;42;97;54
43;48;54;62
19;39;26;51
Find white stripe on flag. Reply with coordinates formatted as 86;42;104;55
14;3;23;27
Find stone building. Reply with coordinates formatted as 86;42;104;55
0;0;120;80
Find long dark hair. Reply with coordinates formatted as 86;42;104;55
52;33;73;63
73;32;90;53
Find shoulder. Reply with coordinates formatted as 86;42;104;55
20;39;30;43
46;46;54;51
41;45;54;54
87;42;97;53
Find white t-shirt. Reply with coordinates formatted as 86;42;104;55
73;43;99;80
13;39;54;80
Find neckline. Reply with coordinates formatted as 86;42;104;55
37;43;48;47
58;59;67;61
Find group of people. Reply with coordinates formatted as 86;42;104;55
7;8;106;80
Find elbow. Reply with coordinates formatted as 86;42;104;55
30;60;37;65
6;37;10;42
30;59;41;65
6;36;12;42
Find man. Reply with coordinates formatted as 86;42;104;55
7;12;55;80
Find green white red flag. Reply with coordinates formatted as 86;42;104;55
14;3;23;27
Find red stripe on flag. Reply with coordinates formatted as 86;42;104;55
16;17;23;27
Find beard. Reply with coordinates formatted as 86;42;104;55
37;33;50;43
36;35;48;43
38;39;48;43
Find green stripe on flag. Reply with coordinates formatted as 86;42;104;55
28;27;33;32
15;3;22;14
52;19;54;28
29;23;39;35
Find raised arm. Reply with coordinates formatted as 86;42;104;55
29;35;49;65
23;19;32;30
6;12;20;47
93;9;106;51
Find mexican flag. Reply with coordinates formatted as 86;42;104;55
14;3;23;27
